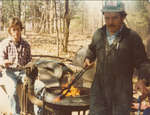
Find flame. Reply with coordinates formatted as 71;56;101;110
62;86;80;97
53;86;80;103
61;76;80;97
53;77;80;102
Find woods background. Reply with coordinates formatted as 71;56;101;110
0;0;150;114
0;0;150;59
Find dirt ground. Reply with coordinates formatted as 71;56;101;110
0;31;92;115
0;31;149;115
24;31;91;58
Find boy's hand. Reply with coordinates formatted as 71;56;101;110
3;60;13;68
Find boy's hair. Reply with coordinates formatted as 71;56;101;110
8;17;23;34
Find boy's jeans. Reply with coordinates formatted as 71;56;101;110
2;68;26;115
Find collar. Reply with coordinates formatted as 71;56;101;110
10;37;23;47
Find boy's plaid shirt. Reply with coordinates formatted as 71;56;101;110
0;38;31;67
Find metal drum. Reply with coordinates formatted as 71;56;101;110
44;87;90;115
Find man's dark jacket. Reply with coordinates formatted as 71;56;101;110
87;25;149;115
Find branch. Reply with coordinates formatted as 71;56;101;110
31;55;72;62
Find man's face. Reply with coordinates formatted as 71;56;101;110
10;25;21;42
104;12;125;34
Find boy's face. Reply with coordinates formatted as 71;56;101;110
10;25;22;43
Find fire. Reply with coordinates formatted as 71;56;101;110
53;78;81;103
62;86;80;97
53;86;80;103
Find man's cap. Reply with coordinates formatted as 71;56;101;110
102;1;125;12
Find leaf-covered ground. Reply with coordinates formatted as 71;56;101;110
0;31;150;115
0;31;92;115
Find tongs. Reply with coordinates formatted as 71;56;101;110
53;66;90;101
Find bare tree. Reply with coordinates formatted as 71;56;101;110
0;1;3;31
23;0;27;34
10;0;16;16
53;0;60;56
50;0;55;34
63;0;70;52
32;0;36;31
18;0;21;19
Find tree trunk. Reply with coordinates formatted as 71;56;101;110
18;0;21;19
11;0;16;16
53;0;60;56
63;0;70;52
32;0;36;31
59;0;62;33
33;0;51;34
24;0;27;35
81;10;84;34
0;1;3;31
39;7;47;33
58;0;63;51
50;0;55;34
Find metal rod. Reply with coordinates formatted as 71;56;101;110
137;96;141;115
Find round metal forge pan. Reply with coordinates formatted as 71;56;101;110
44;87;90;110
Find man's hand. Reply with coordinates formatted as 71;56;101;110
83;58;94;68
135;80;149;100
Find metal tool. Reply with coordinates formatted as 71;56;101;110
137;96;141;115
55;66;90;100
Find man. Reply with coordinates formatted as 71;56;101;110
0;17;31;115
146;38;150;58
84;1;150;115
